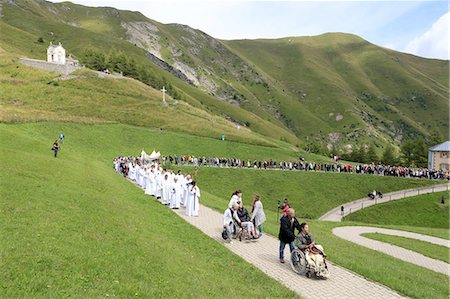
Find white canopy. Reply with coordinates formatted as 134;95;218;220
149;150;160;160
140;149;148;160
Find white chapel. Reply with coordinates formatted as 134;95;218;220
47;42;66;64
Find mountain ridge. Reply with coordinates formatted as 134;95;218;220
1;0;448;156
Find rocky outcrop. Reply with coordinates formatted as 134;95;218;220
145;52;194;85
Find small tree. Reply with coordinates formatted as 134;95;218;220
381;144;397;165
366;144;378;164
429;129;443;146
401;138;427;167
37;37;44;43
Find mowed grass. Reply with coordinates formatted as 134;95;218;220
0;123;297;297
345;191;449;228
188;167;438;219
362;233;450;264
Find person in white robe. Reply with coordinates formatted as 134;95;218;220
144;168;156;196
176;171;185;205
182;175;192;208
128;163;136;181
169;176;182;209
141;167;148;189
161;174;171;205
155;171;163;200
185;181;200;217
135;165;141;185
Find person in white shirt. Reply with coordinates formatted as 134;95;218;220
228;190;242;208
223;202;241;242
251;193;266;237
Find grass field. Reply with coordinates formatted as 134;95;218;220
363;233;450;264
0;123;297;298
188;167;438;219
344;191;449;228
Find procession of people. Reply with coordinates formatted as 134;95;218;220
114;155;200;217
114;150;331;279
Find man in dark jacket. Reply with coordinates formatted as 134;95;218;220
278;208;301;263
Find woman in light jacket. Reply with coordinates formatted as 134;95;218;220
251;193;266;237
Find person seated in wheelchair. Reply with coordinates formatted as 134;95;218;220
296;222;329;277
236;201;259;240
223;202;241;242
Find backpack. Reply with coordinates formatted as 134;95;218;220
221;227;228;240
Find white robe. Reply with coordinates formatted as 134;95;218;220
161;178;171;205
169;180;182;209
155;173;163;199
135;167;141;185
139;168;146;189
185;185;200;216
182;179;192;207
128;165;136;181
178;175;186;205
144;170;156;196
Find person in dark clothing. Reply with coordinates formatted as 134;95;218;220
51;140;60;158
278;208;302;263
237;202;258;239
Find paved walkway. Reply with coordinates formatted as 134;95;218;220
171;204;405;298
126;178;406;297
333;226;450;276
319;183;449;221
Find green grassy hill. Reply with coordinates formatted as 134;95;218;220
1;0;448;153
344;191;449;228
0;122;447;298
0;122;298;298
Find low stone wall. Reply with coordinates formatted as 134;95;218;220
18;58;82;75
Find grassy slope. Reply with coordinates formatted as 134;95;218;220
363;233;450;264
0;122;447;298
0;1;301;146
345;191;449;228
2;0;449;150
188;167;438;219
0;123;297;298
224;34;449;143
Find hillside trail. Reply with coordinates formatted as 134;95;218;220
319;183;449;221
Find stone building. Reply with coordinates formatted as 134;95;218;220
428;141;450;171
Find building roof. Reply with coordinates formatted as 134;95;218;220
429;141;450;152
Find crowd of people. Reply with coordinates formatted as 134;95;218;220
115;153;330;277
114;156;200;216
159;154;449;180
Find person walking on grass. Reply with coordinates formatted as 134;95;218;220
278;208;301;263
251;193;266;237
51;140;60;158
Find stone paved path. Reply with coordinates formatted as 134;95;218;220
319;183;449;222
333;226;450;276
171;204;405;298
